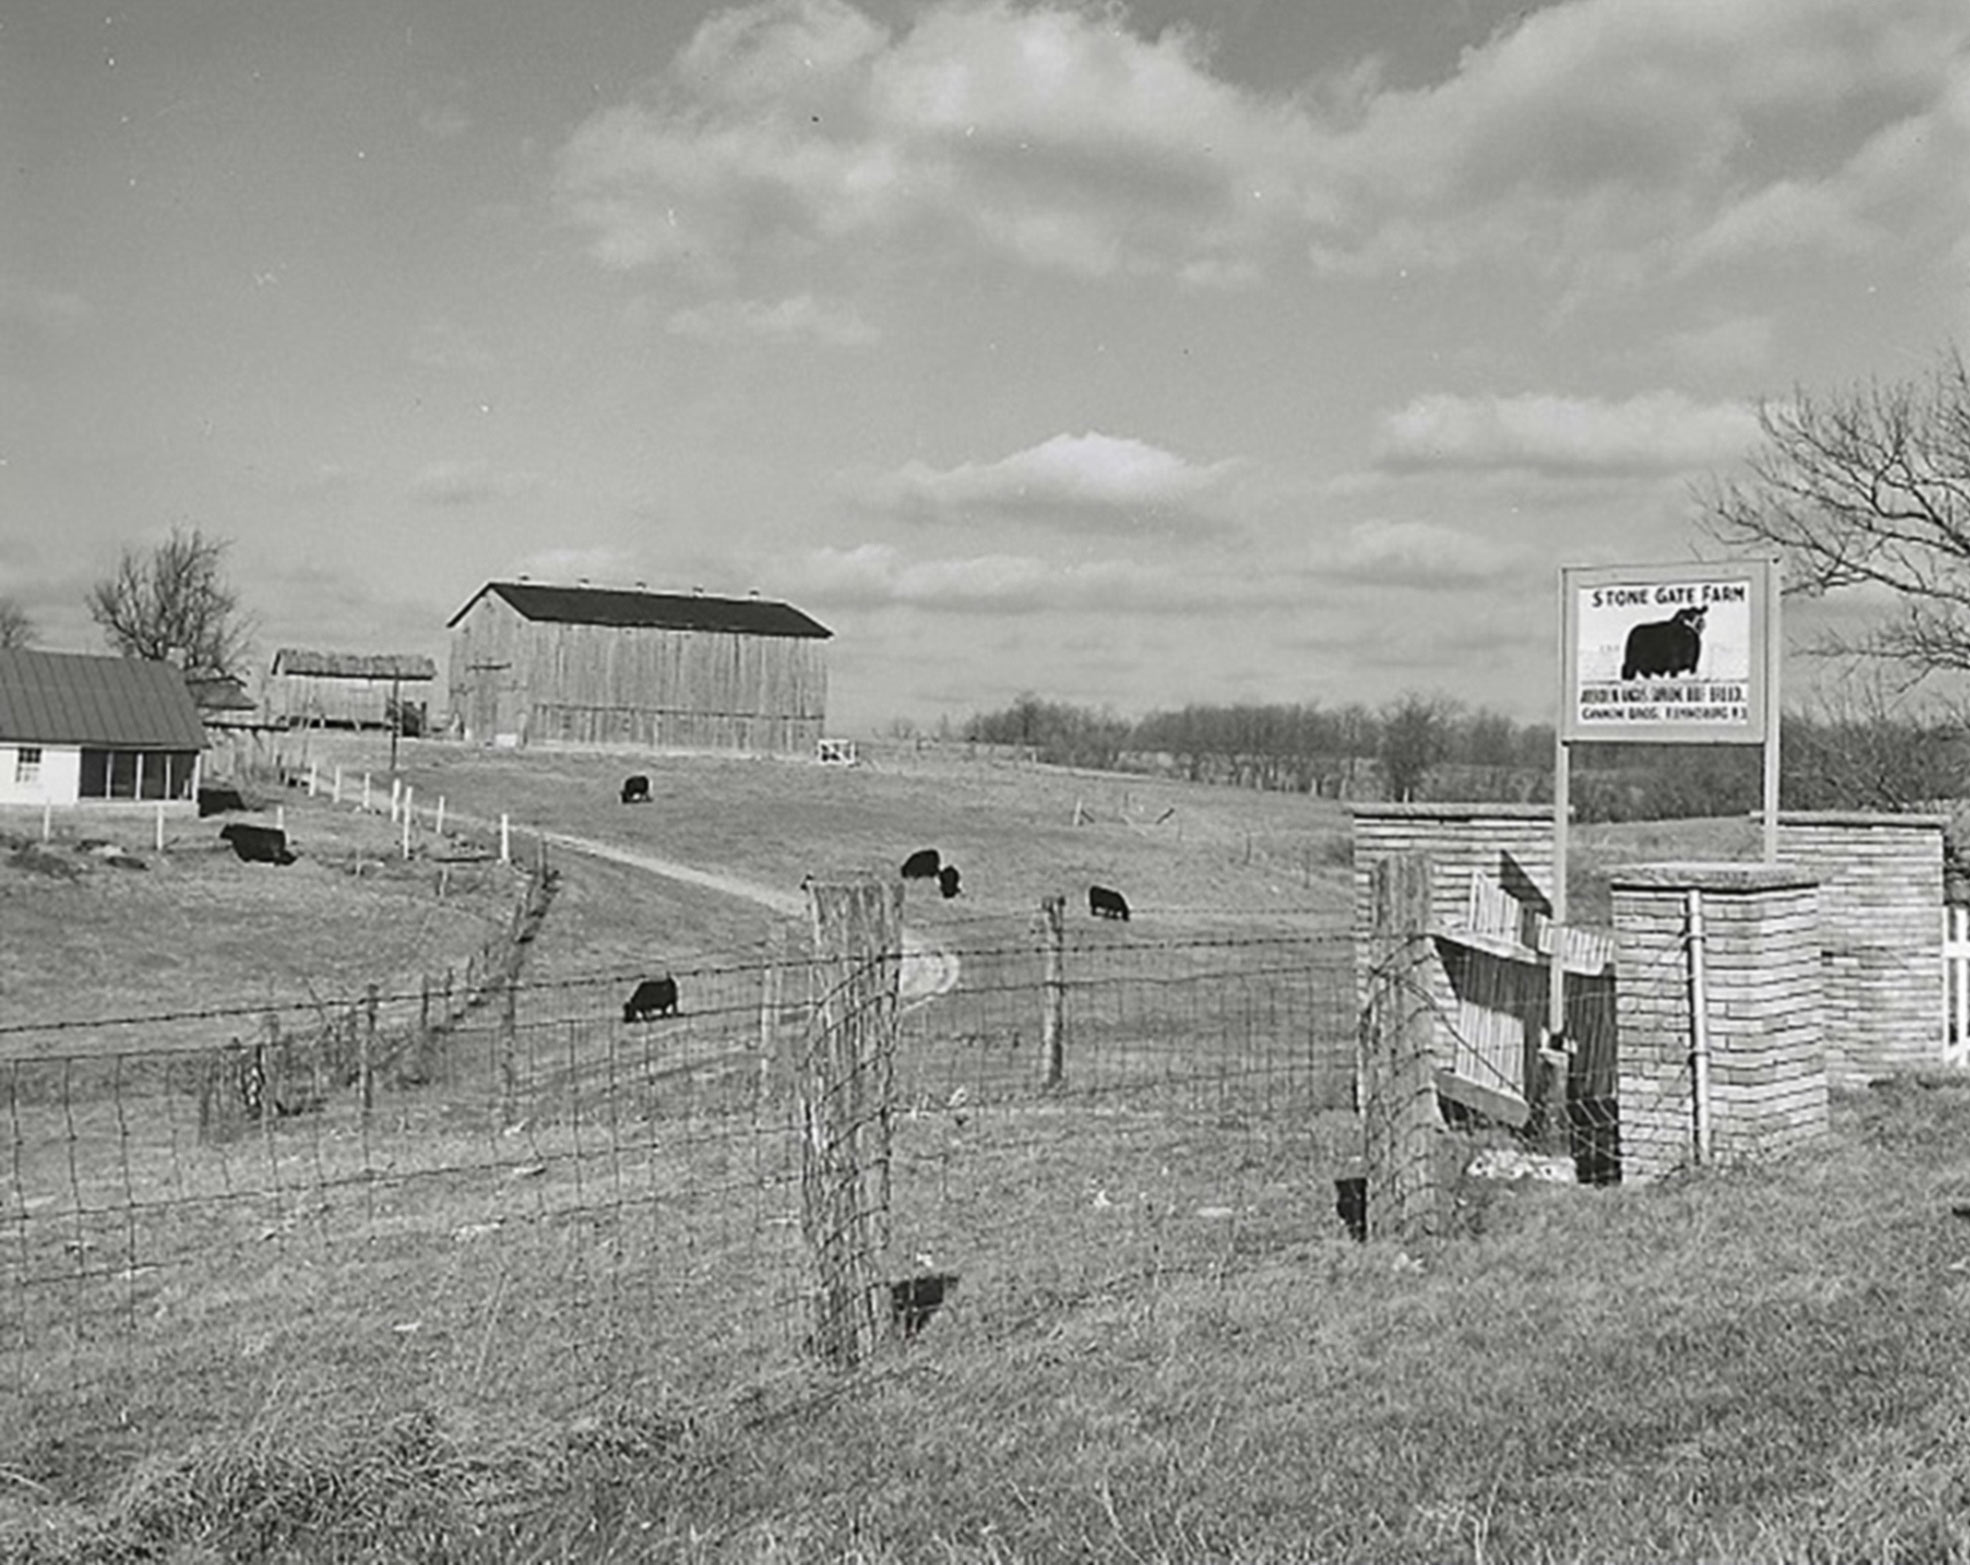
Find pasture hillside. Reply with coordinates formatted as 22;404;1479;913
290;733;1359;938
0;803;525;1053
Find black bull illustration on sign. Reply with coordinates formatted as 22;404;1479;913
1621;605;1706;681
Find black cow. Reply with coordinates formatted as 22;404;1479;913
620;774;652;805
1334;1176;1367;1243
1621;605;1706;680
220;822;295;866
622;975;679;1022
197;785;248;817
889;1272;960;1338
937;864;962;900
900;847;941;880
1089;884;1130;921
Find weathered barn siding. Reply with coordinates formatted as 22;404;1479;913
268;651;437;730
447;584;830;756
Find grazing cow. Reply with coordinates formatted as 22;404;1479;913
1089;884;1130;921
889;1272;960;1338
622;974;679;1022
1334;1176;1367;1243
938;864;962;900
620;774;652;805
900;847;941;880
220;822;295;866
197;785;248;817
1621;605;1706;680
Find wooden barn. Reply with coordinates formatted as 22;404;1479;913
0;649;205;808
268;649;438;731
445;581;832;754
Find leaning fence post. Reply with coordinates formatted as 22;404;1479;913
499;813;511;864
1362;854;1443;1246
1039;893;1067;1087
800;878;903;1367
759;920;788;1113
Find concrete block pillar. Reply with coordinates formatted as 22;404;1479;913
1610;862;1827;1183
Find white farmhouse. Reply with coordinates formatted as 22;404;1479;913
0;650;206;809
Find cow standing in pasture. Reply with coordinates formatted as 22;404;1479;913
620;774;652;804
622;974;679;1022
220;823;296;866
900;847;941;880
937;864;963;899
1089;885;1130;921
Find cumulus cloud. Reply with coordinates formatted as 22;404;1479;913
851;431;1242;532
408;460;538;506
662;292;876;344
556;0;1306;282
1375;390;1760;474
554;0;1967;294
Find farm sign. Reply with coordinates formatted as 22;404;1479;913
1560;560;1776;745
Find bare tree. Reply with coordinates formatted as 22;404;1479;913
87;526;255;678
0;596;35;650
1703;349;1970;674
1379;691;1459;803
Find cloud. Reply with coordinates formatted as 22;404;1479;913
407;460;538;506
1311;0;1969;284
1327;520;1523;587
1374;390;1760;474
851;431;1242;532
794;541;1271;615
554;0;1968;295
661;292;876;344
555;0;1307;282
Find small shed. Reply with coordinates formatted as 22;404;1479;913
0;649;206;807
268;649;437;732
446;581;832;754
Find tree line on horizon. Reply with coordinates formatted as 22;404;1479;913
949;688;1970;823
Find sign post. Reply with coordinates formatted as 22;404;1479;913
1552;558;1781;1047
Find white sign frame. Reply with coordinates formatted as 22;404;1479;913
1559;560;1775;745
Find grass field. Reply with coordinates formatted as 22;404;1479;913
6;743;1876;1564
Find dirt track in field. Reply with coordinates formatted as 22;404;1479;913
535;827;962;1006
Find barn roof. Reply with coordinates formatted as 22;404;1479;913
270;649;438;681
0;650;208;749
448;582;833;639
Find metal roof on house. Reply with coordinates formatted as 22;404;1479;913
0;650;208;749
447;581;833;639
270;649;439;681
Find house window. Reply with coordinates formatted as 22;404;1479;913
15;747;41;785
78;749;197;801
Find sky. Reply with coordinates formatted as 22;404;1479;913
4;0;1967;735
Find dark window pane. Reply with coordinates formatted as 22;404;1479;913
110;751;138;799
80;750;110;798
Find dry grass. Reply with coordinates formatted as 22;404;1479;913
0;795;522;1054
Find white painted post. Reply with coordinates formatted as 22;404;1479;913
435;795;446;837
362;772;372;811
276;804;286;833
500;813;511;864
41;801;51;842
401;798;412;860
332;765;343;804
390;777;401;823
307;762;318;796
154;804;164;853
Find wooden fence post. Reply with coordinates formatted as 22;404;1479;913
1039;893;1067;1087
800;878;903;1368
759;921;788;1114
500;972;518;1126
360;983;378;1120
1362;854;1443;1246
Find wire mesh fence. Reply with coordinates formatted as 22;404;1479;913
3;901;1364;1466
